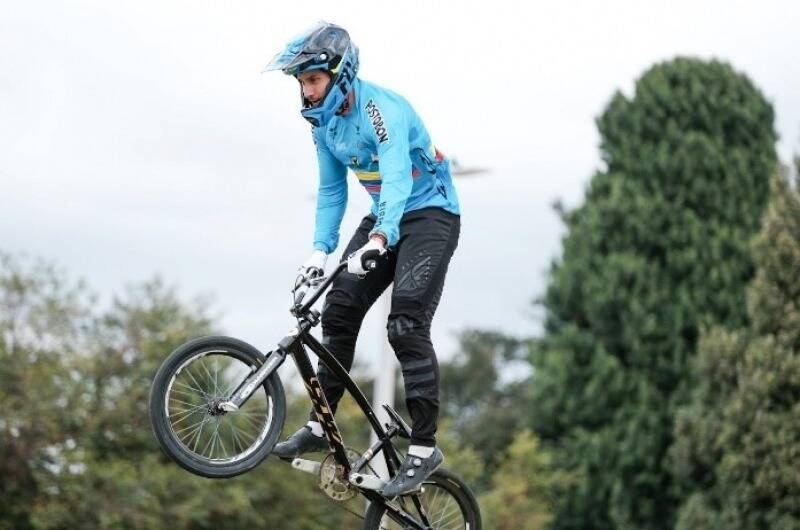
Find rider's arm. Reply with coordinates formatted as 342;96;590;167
364;98;411;247
313;129;348;254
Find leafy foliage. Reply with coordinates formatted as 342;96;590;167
530;57;778;529
672;169;800;529
439;330;532;486
0;255;364;529
481;430;580;530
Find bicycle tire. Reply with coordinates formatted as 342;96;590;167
363;468;482;530
149;335;286;478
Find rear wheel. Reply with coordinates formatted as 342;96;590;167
363;468;481;530
149;336;286;478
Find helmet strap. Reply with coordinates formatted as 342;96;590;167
336;90;355;116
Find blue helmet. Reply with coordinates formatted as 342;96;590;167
264;21;359;127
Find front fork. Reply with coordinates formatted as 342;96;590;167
218;315;318;412
217;322;309;412
217;346;287;412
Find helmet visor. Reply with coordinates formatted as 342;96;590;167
263;50;321;74
263;21;349;74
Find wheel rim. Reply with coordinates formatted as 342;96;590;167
164;349;274;465
379;481;469;529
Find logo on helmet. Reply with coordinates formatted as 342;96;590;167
365;99;389;144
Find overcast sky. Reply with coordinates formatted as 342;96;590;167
2;0;799;375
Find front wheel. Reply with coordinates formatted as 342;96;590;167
149;335;286;478
363;468;482;530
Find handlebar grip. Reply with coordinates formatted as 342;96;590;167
360;249;382;271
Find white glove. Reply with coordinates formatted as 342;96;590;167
300;249;328;280
347;238;387;275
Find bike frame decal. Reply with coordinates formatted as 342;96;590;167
305;376;343;445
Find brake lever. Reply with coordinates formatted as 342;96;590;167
292;273;330;307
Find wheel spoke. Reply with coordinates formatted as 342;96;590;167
198;359;218;397
217;425;229;458
375;484;468;530
438;508;462;529
170;407;205;426
231;414;258;446
191;416;211;453
238;411;265;427
213;359;220;398
429;487;444;521
202;418;220;457
174;416;207;437
173;380;207;397
228;420;245;453
210;420;221;459
428;488;462;529
165;352;276;465
169;397;206;409
183;368;211;398
235;408;269;415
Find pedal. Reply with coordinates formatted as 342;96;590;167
349;472;387;491
291;458;321;475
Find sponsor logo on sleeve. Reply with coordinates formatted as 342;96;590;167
365;99;389;144
376;201;386;225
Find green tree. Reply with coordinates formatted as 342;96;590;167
481;430;580;530
438;330;532;487
0;255;366;529
530;58;777;530
672;168;800;529
0;253;93;530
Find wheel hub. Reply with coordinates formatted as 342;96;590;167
206;398;228;416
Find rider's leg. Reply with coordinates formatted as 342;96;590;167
389;208;460;447
381;207;460;496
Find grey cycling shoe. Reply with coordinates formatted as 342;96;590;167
272;426;330;460
380;447;444;498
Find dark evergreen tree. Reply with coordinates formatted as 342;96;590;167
672;168;800;529
530;58;777;529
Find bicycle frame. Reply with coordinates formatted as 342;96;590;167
222;262;433;529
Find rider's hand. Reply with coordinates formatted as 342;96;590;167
347;236;387;275
299;249;328;281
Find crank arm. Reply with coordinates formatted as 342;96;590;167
349;472;386;491
290;458;321;475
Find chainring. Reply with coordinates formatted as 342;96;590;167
319;447;362;502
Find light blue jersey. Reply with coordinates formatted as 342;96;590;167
311;78;460;253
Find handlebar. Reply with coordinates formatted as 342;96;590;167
292;261;348;316
291;252;383;317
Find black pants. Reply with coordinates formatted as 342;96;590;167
309;207;460;446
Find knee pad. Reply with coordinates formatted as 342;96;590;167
321;301;362;339
387;314;430;348
387;315;438;402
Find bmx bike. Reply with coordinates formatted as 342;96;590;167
149;260;481;529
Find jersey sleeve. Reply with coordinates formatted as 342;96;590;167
363;98;412;247
312;129;348;254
